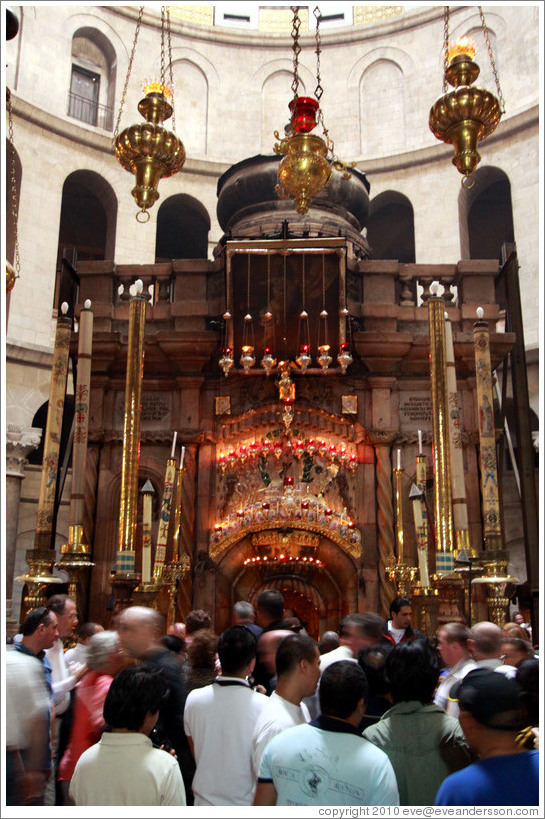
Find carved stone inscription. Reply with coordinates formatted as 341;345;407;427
115;392;171;429
399;393;432;430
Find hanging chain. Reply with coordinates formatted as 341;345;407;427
113;5;144;145
479;6;505;113
442;6;450;94
7;88;21;280
301;254;306;310
291;6;301;99
160;6;167;94
322;252;326;309
267;254;271;310
313;6;323;101
166;6;177;132
247;254;251;313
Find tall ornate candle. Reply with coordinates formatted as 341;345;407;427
428;284;455;570
474;307;503;549
152;449;177;579
65;300;93;554
140;479;155;584
394;450;404;563
171;446;185;562
116;280;146;575
410;483;430;587
34;302;72;551
444;312;470;553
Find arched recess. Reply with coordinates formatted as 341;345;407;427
367;191;415;263
5;139;22;266
458;167;514;260
28;396;74;467
260;70;306;153
155;194;211;261
357;57;408;157
214;530;359;638
171;59;209;155
69;27;117;130
57;170;117;266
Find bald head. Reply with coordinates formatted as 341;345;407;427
257;629;293;675
117;606;165;660
469;621;503;660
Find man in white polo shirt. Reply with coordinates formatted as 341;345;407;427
183;625;268;805
252;632;320;777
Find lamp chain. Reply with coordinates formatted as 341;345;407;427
160;7;166;95
291;6;302;99
247;254;251;314
166;6;177;132
442;6;450;94
479;6;505;114
7;88;21;280
302;254;306;309
313;6;323;101
113;5;144;145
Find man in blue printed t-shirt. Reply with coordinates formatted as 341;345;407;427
254;660;399;807
435;668;539;807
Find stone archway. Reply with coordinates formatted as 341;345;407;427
213;527;359;638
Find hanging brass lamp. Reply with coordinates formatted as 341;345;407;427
274;7;353;215
113;7;186;221
429;8;505;184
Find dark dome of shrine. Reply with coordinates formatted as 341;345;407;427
216;154;371;257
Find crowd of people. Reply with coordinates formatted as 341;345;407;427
4;593;539;807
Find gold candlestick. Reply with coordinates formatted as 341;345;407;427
428;288;455;571
17;304;71;608
171;447;185;563
115;281;147;577
445;313;470;553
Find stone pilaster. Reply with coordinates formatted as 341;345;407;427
5;425;42;634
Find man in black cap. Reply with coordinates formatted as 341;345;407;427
435;668;539;806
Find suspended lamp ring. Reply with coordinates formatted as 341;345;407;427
136;209;151;223
462;175;475;190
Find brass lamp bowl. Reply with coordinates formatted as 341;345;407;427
275;132;332;215
115;92;186;213
429;54;502;178
6;260;16;294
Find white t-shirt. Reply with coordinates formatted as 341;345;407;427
387;621;406;644
5;647;51;750
45;638;76;715
70;732;186;805
252;690;310;777
434;657;477;718
184;677;268;806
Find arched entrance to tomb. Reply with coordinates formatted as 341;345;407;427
211;523;360;640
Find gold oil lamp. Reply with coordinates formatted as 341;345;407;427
113;7;186;221
429;8;505;185
274;7;354;215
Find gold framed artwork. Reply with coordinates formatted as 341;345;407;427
215;396;231;415
342;395;357;415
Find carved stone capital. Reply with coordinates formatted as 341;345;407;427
6;425;42;478
366;428;397;447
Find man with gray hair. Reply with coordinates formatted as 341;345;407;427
117;606;194;803
233;600;263;638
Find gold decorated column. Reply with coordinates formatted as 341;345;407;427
473;307;503;549
428;287;455;571
444;313;470;554
414;445;430;587
394;449;404;563
57;300;95;620
115;280;147;576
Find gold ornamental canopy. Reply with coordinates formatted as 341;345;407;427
429;7;505;184
113;6;186;221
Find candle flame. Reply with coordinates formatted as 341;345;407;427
448;36;476;63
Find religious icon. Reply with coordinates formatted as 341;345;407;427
341;395;357;415
215;396;231;415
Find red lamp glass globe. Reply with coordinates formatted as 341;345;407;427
289;96;320;133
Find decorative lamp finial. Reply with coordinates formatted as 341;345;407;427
84;299;92;310
61;302;69;315
476;306;484;320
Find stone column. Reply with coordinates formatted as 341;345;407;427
367;377;398;617
5;425;42;634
